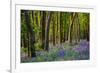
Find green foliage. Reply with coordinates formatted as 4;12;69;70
21;10;90;62
78;13;90;39
21;48;28;53
63;43;72;49
33;25;41;33
63;49;80;60
34;41;42;51
32;48;80;62
47;48;59;60
34;56;45;62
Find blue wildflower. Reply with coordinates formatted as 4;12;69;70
57;49;66;58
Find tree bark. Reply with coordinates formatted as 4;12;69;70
41;11;46;49
68;13;77;44
44;12;52;51
52;13;55;45
24;10;36;57
60;12;63;43
76;13;80;42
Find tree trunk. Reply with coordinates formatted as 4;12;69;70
41;11;46;49
56;13;59;44
76;13;80;42
27;33;31;57
60;12;63;44
52;13;55;45
68;13;77;44
24;10;36;57
63;13;66;42
44;12;52;51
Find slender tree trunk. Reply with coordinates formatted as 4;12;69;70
44;12;52;51
68;13;76;44
87;24;89;41
60;12;63;44
56;13;59;44
63;28;66;42
86;14;90;41
76;13;80;42
41;11;46;49
27;33;30;57
21;38;23;48
35;12;39;26
23;34;27;48
63;13;66;42
52;13;55;45
24;10;36;57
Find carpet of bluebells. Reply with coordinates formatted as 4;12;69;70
21;40;89;63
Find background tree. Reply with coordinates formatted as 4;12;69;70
44;12;52;51
24;10;36;57
41;11;46;49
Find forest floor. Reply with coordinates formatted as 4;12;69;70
21;39;89;63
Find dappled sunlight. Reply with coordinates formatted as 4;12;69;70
21;10;90;63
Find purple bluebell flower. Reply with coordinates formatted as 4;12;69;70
57;49;65;57
73;40;89;53
79;40;89;47
73;46;82;52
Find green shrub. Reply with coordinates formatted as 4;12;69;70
21;48;28;53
